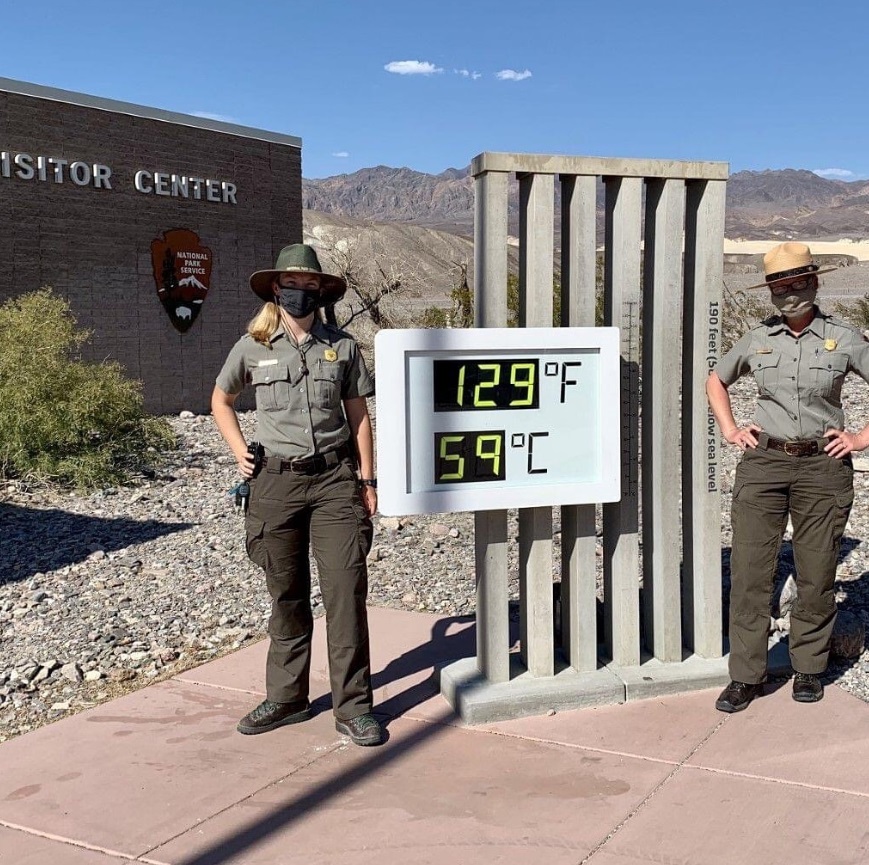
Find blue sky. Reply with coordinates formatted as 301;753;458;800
2;0;868;180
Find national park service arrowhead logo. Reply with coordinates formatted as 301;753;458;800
150;229;213;333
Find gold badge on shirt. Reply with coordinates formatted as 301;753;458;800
824;339;837;351
323;349;338;362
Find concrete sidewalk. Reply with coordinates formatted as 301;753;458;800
0;607;867;865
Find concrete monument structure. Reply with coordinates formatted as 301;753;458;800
440;152;731;722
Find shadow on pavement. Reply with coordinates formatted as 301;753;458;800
311;614;479;720
174;618;486;865
0;501;192;583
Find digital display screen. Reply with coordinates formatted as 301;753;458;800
434;430;506;484
374;327;621;514
433;359;539;412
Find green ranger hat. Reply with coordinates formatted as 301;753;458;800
249;244;347;304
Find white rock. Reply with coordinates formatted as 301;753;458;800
60;663;84;683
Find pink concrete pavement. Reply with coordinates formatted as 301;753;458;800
0;607;867;865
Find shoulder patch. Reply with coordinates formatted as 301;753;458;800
320;322;353;341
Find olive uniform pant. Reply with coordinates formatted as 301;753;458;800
245;458;374;720
729;439;853;684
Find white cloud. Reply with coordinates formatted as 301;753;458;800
455;69;482;80
496;69;532;81
191;111;240;123
384;60;443;76
332;151;349;158
813;168;856;179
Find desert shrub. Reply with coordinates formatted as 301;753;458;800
418;306;449;328
832;294;869;330
0;288;175;488
721;282;768;352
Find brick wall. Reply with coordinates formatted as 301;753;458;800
0;88;302;413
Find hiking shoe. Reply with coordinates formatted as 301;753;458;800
792;672;823;703
715;680;763;713
335;713;384;746
237;699;312;735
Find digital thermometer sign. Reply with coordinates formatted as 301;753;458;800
374;328;621;515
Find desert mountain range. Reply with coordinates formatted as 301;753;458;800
304;166;869;241
301;166;869;310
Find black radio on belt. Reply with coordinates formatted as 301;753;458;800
248;441;264;477
231;442;264;513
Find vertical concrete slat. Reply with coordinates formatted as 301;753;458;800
560;173;599;671
682;179;726;658
474;169;511;683
642;178;686;662
602;176;643;667
518;172;555;677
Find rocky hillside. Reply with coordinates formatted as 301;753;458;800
304;165;869;241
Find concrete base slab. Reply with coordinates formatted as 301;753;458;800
615;654;730;701
439;656;624;724
442;638;799;723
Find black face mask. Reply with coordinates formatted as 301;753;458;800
278;288;320;319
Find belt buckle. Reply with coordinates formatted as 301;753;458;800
291;455;326;475
784;441;811;457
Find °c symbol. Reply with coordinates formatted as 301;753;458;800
511;433;526;448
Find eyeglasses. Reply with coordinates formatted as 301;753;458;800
770;277;815;296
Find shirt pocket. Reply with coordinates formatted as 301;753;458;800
751;352;781;394
250;362;291;412
313;362;343;408
808;351;848;398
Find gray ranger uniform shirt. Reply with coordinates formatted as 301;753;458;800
715;309;869;440
216;320;374;458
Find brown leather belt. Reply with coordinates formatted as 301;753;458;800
764;437;822;457
263;443;355;476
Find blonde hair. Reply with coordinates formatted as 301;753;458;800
247;302;282;345
246;299;325;345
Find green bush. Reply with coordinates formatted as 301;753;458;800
0;288;175;488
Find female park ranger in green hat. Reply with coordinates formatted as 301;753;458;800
707;242;869;713
212;243;383;746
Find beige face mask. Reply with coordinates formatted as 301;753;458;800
771;287;817;318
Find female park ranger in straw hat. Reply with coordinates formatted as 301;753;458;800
707;241;869;712
211;243;383;746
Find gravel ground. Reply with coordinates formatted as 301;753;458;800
2;369;869;742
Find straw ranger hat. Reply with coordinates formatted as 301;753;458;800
249;244;347;304
746;241;836;290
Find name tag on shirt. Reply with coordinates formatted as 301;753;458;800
257;359;279;367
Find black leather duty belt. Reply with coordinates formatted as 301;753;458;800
263;443;355;476
764;437;823;457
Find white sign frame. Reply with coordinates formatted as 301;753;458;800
374;327;622;515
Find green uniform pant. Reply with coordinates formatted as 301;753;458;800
245;458;374;720
729;442;853;684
